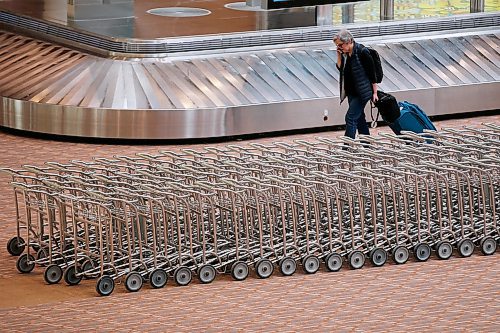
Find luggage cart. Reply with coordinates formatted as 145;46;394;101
3;124;499;297
1;168;43;256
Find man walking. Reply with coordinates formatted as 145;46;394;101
334;29;379;139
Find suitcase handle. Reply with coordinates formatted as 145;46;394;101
370;101;379;128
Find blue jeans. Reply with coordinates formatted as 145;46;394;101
345;95;370;139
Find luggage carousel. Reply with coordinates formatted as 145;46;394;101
0;7;499;139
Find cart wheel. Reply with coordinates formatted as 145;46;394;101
392;246;409;265
302;255;320;274
7;237;25;256
198;264;217;284
414;242;431;262
150;268;168;289
230;261;249;281
35;248;48;267
480;236;497;255
64;266;83;286
174;266;192;286
279;257;296;276
255;259;274;279
43;264;63;284
96;276;114;296
36;247;49;261
370;248;387;267
81;259;97;279
348;250;365;269
16;253;35;273
436;241;453;260
457;239;474;258
125;272;143;292
325;253;342;272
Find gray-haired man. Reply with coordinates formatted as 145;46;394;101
334;29;379;139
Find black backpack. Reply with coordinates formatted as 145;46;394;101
366;46;383;84
371;91;400;126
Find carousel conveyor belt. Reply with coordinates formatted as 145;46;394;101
0;25;499;139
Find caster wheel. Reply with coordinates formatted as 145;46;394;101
457;239;474;258
16;253;35;273
370;247;387;267
325;253;342;272
392;246;409;264
64;266;83;286
44;264;63;284
348;250;365;269
149;268;168;289
96;276;114;296
230;261;249;281
7;237;25;256
125;272;143;292
81;259;98;279
173;266;192;286
436;241;453;260
302;255;320;274
36;247;49;262
414;242;431;262
255;259;274;279
480;236;497;255
198;264;217;284
279;257;296;276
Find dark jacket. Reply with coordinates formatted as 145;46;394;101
338;42;375;104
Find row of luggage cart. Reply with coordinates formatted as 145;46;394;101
3;124;499;296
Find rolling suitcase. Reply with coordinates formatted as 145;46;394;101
372;91;400;124
389;101;436;135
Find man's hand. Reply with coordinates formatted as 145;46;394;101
336;48;343;69
371;84;379;103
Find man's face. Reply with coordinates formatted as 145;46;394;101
335;39;351;53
